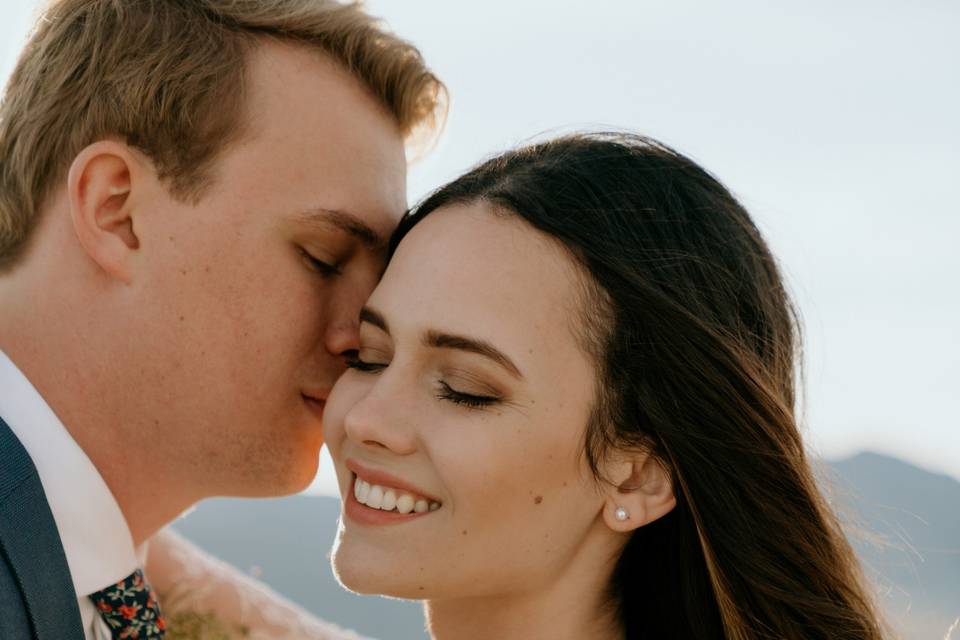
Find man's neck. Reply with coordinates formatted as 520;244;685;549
0;285;197;546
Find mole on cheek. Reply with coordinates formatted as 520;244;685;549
534;495;543;505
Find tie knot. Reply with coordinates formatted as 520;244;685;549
89;568;166;638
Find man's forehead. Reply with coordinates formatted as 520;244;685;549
241;41;409;237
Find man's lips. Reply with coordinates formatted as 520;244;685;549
302;393;326;418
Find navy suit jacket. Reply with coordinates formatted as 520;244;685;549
0;416;85;639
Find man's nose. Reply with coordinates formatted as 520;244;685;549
324;315;361;361
323;278;372;359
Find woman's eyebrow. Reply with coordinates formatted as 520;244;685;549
359;306;389;333
359;306;523;380
423;331;523;380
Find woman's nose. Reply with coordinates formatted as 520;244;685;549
342;374;418;456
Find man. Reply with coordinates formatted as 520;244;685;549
0;1;444;638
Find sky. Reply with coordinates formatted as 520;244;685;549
2;1;957;495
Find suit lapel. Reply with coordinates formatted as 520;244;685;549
0;417;85;640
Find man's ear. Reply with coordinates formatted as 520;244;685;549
601;451;676;533
67;141;145;283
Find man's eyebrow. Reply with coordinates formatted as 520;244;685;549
424;331;524;380
359;306;389;333
297;208;386;250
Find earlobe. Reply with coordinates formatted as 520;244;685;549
601;453;676;533
67;141;143;283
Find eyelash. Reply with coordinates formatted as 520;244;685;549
344;356;385;373
436;381;499;409
301;248;341;277
345;358;499;409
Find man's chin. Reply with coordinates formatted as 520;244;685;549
230;452;322;498
275;455;322;495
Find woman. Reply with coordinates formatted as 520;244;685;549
322;132;886;639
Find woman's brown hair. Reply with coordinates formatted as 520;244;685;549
392;132;886;639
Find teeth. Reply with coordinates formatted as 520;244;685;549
353;476;440;515
396;494;415;514
381;489;397;511
367;485;384;509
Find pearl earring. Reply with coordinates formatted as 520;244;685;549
615;506;629;521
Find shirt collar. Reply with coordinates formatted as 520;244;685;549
0;348;139;597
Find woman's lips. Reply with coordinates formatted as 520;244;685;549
345;458;442;504
343;459;443;526
344;481;437;526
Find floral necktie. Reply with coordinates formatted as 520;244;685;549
89;568;167;638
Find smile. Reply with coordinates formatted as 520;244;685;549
344;459;443;525
353;476;440;514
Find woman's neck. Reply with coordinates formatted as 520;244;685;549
424;526;625;640
427;595;620;640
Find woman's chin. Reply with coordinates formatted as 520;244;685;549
332;573;428;601
331;546;427;600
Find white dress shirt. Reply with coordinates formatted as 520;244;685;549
0;348;143;640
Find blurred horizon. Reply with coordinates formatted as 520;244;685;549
2;0;957;490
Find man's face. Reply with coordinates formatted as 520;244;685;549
127;41;406;497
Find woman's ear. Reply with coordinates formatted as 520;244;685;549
601;452;676;533
66;140;145;283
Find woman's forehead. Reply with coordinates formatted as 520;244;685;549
374;203;586;349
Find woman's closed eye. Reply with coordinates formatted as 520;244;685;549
345;354;387;373
436;381;499;409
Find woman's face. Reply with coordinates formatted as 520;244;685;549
325;202;612;599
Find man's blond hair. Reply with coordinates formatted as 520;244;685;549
0;0;446;267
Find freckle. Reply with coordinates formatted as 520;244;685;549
534;496;543;505
461;529;468;535
204;266;211;273
418;586;424;591
563;482;568;487
179;315;185;321
179;269;187;276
